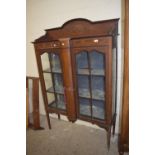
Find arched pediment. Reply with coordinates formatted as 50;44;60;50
34;18;119;43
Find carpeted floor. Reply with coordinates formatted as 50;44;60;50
26;115;127;155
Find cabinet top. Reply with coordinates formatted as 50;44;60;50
33;18;119;43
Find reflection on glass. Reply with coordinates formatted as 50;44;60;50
43;73;53;90
79;98;91;116
92;100;105;119
78;75;90;98
57;94;65;110
47;87;54;93
41;52;51;72
50;53;62;73
91;76;105;100
90;51;105;75
54;74;64;94
47;93;55;106
76;51;89;74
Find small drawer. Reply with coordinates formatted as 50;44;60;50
35;41;61;49
71;37;110;48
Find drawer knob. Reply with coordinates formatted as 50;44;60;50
61;43;65;46
94;39;99;43
53;44;56;47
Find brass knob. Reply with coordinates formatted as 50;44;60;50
94;39;99;43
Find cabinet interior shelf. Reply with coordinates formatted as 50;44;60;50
79;104;105;120
78;89;105;101
46;86;64;94
79;114;105;122
77;69;105;76
43;68;62;74
78;96;105;101
48;101;66;110
43;68;51;73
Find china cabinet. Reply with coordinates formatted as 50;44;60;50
33;18;119;146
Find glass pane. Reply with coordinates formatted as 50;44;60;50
50;53;62;73
54;74;64;94
41;52;51;72
79;98;91;116
92;100;105;119
90;51;105;75
76;51;89;75
57;94;66;110
43;73;53;90
47;93;56;107
77;75;90;98
91;76;105;100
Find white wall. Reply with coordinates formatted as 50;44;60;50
27;0;123;133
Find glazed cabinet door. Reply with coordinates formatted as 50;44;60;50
35;40;77;123
71;37;112;126
37;49;67;115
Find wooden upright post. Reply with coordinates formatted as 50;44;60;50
119;0;129;154
26;76;44;130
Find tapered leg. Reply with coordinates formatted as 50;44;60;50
46;112;51;129
112;114;117;135
58;113;61;120
107;126;112;149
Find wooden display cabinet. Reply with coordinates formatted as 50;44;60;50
33;18;119;147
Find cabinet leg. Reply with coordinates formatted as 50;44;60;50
67;116;76;123
46;112;51;129
107;126;112;149
112;114;116;136
58;114;61;120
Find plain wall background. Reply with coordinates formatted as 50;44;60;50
26;0;123;133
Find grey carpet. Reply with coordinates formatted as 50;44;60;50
27;116;120;155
